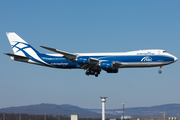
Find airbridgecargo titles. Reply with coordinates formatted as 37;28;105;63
5;32;177;77
137;53;155;55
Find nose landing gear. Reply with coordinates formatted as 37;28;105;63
158;66;162;74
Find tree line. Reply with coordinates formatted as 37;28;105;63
0;113;105;120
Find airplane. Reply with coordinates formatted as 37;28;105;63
5;32;178;77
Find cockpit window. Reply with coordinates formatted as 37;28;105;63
163;51;167;53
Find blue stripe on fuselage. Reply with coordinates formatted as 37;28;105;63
40;54;79;68
39;54;174;68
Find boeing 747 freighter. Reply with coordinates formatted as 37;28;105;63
5;32;177;77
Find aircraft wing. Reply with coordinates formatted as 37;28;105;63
40;46;99;65
40;46;121;70
40;46;77;60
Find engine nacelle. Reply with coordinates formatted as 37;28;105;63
106;69;118;73
100;61;113;69
77;56;90;64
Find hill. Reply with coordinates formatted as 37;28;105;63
0;103;101;118
103;103;180;117
0;103;180;118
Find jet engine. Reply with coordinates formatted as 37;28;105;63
100;61;113;69
77;56;90;64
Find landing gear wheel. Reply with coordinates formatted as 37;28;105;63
85;69;101;77
92;71;95;75
158;70;162;74
158;66;162;74
85;71;89;76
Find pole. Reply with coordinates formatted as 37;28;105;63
122;103;125;120
100;97;107;120
102;101;105;120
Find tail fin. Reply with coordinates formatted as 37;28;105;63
6;32;50;65
6;32;40;58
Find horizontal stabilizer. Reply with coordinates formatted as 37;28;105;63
4;53;31;59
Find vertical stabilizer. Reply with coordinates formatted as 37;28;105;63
6;32;49;65
6;32;40;57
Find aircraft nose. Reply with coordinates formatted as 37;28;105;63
174;56;178;62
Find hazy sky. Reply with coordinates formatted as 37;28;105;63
0;1;180;109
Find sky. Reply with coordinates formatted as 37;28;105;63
0;1;180;110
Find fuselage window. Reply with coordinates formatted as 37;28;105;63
163;51;167;53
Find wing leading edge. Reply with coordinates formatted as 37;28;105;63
40;46;77;61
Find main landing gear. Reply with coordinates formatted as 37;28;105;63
85;69;100;77
158;66;162;74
